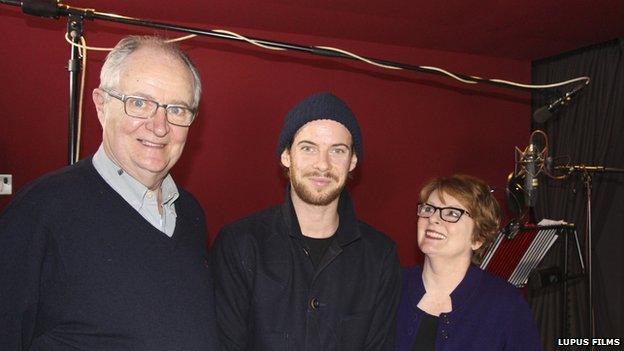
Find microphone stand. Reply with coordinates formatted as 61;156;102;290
555;164;624;347
1;0;541;165
67;14;83;164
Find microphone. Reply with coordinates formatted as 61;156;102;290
522;143;540;207
514;130;548;209
533;82;588;123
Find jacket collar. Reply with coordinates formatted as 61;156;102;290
280;185;361;246
409;264;484;313
449;264;483;309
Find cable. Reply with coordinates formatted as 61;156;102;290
203;29;589;89
64;28;590;94
164;34;198;43
490;76;590;89
65;33;112;51
75;35;87;162
314;46;402;70
212;30;286;51
64;33;199;51
418;66;478;84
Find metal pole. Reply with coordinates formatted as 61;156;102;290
0;0;537;93
563;228;568;338
583;172;594;349
66;14;83;164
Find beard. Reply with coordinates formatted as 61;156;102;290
290;169;345;206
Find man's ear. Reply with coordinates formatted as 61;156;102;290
348;153;358;172
92;88;107;127
280;148;291;168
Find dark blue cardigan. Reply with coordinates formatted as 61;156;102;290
396;265;542;351
0;158;218;350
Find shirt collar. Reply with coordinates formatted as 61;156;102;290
161;173;180;209
92;145;179;212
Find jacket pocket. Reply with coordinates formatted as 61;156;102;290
256;331;292;351
338;310;372;350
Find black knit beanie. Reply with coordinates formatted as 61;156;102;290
276;92;363;161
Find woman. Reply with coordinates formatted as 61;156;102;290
396;174;542;351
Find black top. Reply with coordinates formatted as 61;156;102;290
301;235;335;268
411;309;438;351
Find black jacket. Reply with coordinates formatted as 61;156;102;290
212;188;401;351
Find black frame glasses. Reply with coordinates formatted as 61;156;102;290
417;203;471;223
102;89;196;127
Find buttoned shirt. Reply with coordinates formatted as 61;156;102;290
92;145;179;236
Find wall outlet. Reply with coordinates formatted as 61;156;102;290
0;174;12;195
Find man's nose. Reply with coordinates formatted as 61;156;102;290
146;107;170;137
314;150;331;171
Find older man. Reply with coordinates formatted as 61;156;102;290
212;92;401;351
0;36;218;350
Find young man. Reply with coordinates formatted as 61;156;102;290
212;92;401;351
0;36;218;350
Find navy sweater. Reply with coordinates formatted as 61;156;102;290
0;158;218;350
396;265;542;351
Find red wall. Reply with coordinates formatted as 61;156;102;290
0;6;531;266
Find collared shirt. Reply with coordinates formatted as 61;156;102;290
92;145;179;236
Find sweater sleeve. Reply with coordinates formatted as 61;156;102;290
502;291;544;351
0;192;53;350
211;226;256;351
364;242;402;351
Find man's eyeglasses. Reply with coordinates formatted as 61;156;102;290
417;203;471;223
102;89;196;127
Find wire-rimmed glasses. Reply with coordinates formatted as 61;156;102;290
102;89;196;127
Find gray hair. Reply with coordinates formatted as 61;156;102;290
99;36;202;109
